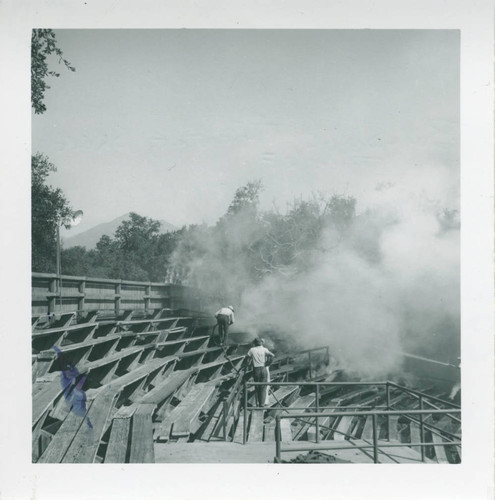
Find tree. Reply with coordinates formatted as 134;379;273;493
32;153;74;272
226;180;263;216
31;29;75;114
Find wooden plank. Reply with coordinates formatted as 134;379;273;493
32;410;49;462
431;433;449;463
33;379;63;425
233;411;249;443
361;416;374;441
113;404;138;419
136;371;192;405
32;347;148;426
129;404;156;463
168;384;217;438
388;416;399;441
334;415;354;440
199;400;225;441
32;359;53;382
101;356;176;394
286;394;316;440
38;402;92;463
62;389;117;463
32;321;94;338
248;410;264;442
410;422;421;455
42;334;119;356
267;385;299;406
280;418;293;442
104;417;131;463
264;419;276;442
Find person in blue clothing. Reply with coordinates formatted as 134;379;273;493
214;305;235;344
52;346;93;428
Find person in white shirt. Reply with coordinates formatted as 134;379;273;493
214;305;235;344
247;338;274;407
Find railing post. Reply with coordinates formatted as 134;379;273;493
243;379;248;444
79;278;86;312
145;284;151;313
115;282;121;316
419;396;425;462
386;382;391;440
315;384;320;443
223;400;228;441
275;415;281;462
372;413;379;463
48;277;57;314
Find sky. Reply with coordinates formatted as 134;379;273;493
32;29;460;236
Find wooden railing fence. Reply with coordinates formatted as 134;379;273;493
32;272;219;316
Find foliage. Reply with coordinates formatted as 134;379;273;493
31;29;75;114
226;180;263;216
57;183;359;292
167;182;358;300
32;154;74;272
60;213;183;282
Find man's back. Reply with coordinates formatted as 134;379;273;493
248;345;274;367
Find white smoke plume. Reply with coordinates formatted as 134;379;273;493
171;172;459;379
237;181;459;379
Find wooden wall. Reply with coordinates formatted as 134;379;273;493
32;272;221;316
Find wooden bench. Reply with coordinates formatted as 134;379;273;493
102;356;178;397
247;409;265;442
104;405;136;463
32;312;76;332
136;370;194;405
33;378;64;426
333;393;384;441
129;404;156;463
61;388;117;463
38;398;95;463
33;335;121;379
32;322;98;353
157;383;218;441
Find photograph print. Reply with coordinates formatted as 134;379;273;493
31;29;460;464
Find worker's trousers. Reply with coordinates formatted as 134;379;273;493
216;314;230;343
253;366;268;407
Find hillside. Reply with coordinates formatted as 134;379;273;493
63;213;176;249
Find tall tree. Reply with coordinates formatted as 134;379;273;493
31;29;75;114
32;154;74;272
32;30;76;272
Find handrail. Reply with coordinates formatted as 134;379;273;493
387;381;460;409
275;408;461;463
241;380;461;452
243;380;388;444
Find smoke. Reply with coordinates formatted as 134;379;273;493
171;173;459;379
237;183;459;379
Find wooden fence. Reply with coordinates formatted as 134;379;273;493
32;272;220;316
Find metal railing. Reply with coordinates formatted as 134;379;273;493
274;408;461;463
240;380;460;455
292;346;330;379
243;380;388;444
218;346;332;442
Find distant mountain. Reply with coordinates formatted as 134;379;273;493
63;213;177;249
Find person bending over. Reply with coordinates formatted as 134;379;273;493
215;305;235;344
